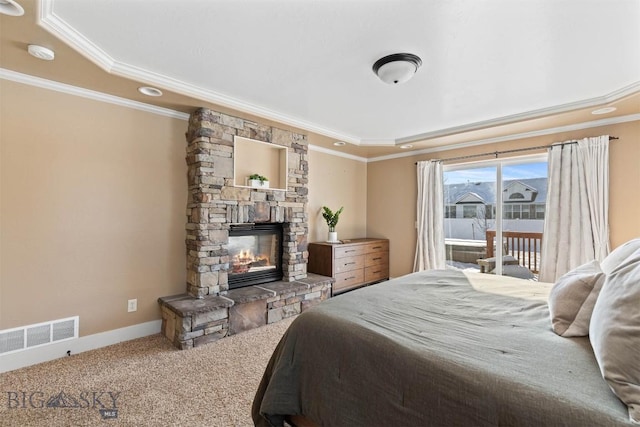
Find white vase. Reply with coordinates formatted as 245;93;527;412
248;179;269;189
328;231;338;243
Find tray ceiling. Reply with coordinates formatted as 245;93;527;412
35;0;640;146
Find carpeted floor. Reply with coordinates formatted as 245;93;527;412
0;317;295;426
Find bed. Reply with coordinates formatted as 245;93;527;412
252;269;635;426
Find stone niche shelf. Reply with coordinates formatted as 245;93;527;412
233;136;288;191
158;273;333;349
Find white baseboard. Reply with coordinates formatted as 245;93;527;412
0;320;161;373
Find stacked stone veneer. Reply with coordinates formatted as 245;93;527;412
158;107;333;350
185;107;309;298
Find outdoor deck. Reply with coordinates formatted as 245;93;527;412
445;231;543;278
486;230;543;274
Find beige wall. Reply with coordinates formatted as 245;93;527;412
233;137;287;189
0;79;369;337
307;148;367;243
367;120;640;278
0;79;188;335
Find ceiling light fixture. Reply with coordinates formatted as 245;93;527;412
333;141;346;147
591;107;617;115
0;0;24;16
373;53;422;85
27;45;55;61
138;86;163;97
399;144;413;149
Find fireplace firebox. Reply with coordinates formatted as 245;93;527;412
228;223;284;289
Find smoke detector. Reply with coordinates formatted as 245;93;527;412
28;45;55;61
0;0;24;16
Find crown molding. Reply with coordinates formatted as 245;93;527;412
0;68;190;121
38;0;363;145
40;0;640;148
308;144;368;163
0;67;368;163
109;61;363;145
3;67;636;166
38;0;116;73
391;81;640;145
367;113;640;163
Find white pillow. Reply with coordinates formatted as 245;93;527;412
600;238;640;275
590;249;640;424
548;260;605;337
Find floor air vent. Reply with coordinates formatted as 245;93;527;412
0;316;78;355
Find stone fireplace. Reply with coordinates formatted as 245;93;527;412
158;108;332;349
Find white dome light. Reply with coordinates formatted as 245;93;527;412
373;53;422;85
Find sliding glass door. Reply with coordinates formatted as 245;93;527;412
443;155;547;278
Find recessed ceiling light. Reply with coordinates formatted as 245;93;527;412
333;141;346;146
138;86;163;97
591;107;617;115
0;0;24;16
27;45;55;61
399;144;413;149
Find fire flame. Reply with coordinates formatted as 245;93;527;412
231;249;270;273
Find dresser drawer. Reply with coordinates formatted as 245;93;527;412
365;241;389;254
334;255;364;274
365;264;389;283
334;269;365;293
365;251;388;267
335;245;365;258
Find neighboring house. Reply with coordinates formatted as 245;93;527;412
444;178;548;240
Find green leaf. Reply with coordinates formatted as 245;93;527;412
322;206;344;231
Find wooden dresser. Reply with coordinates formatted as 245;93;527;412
307;238;389;295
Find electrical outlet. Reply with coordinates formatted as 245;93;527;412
127;299;137;312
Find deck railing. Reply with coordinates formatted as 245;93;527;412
486;230;543;273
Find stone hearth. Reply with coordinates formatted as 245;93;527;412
158;107;332;349
159;274;331;349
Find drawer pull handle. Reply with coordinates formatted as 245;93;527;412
345;250;357;253
372;246;382;249
345;276;356;281
372;257;381;261
373;271;381;274
345;262;356;265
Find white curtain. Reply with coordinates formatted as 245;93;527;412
539;135;610;282
578;136;610;261
414;160;446;271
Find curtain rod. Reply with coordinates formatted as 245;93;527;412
415;136;618;165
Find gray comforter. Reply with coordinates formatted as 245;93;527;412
253;269;631;426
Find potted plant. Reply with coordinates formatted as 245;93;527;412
247;173;269;189
322;206;343;243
